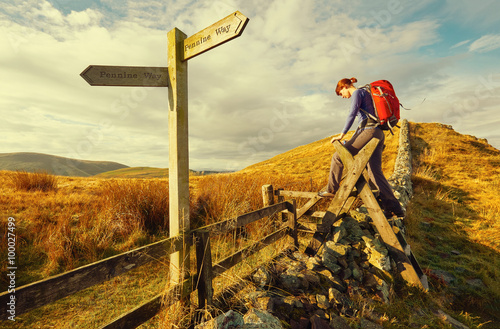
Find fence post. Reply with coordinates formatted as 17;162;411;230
195;230;214;310
262;184;274;207
287;200;298;249
276;188;286;223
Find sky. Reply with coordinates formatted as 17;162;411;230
1;0;499;171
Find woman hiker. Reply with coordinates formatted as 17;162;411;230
318;77;404;218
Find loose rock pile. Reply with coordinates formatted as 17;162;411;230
196;211;396;329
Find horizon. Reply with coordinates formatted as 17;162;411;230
1;1;499;171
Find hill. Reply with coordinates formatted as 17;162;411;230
0;152;128;177
94;167;232;178
239;128;400;180
95;167;170;179
1;122;499;328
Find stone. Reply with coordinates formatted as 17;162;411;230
243;308;284;328
256;297;275;312
253;267;273;288
430;269;456;285
330;314;351;329
333;226;347;243
466;278;485;288
363;272;390;303
342;268;352;280
316;294;330;310
283;296;303;308
307;256;323;271
280;271;301;292
195;310;244;329
301;269;321;285
360;318;383;329
328;288;351;308
325;241;349;258
363;237;391;271
433;309;471;329
350;261;363;282
290;318;310;329
310;315;331;329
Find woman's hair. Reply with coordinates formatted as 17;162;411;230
335;77;357;95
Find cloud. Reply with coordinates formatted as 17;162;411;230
469;34;500;53
450;39;471;49
1;0;499;171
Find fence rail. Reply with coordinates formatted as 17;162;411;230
1;198;298;328
0;235;184;318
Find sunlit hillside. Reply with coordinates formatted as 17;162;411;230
1;122;499;328
239;128;400;182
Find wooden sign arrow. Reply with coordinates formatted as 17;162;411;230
80;65;169;87
183;11;249;61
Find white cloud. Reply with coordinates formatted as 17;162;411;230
469;34;500;53
451;39;470;49
1;0;499;172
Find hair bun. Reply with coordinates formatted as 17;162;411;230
350;77;358;83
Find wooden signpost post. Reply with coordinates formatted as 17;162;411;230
81;11;249;289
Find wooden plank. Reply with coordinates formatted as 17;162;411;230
335;142;425;289
192;201;288;237
183;11;249;61
100;278;192;329
0;236;184;318
304;139;379;256
319;138;380;231
356;179;424;288
276;190;319;199
212;227;289;277
80;65;169;87
297;195;322;219
304;210;326;218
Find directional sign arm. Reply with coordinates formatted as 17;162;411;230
183;11;249;61
80;65;169;87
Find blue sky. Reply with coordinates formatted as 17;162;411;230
1;0;499;171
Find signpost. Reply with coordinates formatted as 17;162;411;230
80;11;249;291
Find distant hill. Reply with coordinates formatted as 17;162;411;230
95;167;232;179
95;167;170;179
0;152;129;177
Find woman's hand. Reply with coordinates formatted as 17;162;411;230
330;133;345;144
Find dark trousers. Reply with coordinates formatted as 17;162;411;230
327;127;403;215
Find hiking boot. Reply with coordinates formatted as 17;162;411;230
318;191;335;198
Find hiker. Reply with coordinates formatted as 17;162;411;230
318;77;404;218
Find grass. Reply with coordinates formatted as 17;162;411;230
9;170;58;192
0;123;499;328
404;122;500;327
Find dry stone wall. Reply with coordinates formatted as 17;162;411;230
388;119;413;213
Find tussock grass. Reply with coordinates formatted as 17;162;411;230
10;170;58;192
100;179;170;233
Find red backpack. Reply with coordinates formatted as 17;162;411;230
361;80;402;133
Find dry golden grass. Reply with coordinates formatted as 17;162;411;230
405;122;500;325
239;128;399;182
3;122;499;328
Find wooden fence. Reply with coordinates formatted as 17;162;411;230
0;189;310;328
